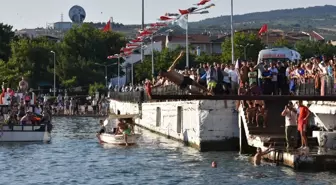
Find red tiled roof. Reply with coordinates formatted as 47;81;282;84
310;31;325;41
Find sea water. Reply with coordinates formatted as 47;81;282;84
0;117;335;185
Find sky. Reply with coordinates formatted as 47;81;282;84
0;0;335;30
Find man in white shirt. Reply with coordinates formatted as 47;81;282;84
229;65;239;94
281;102;297;148
269;63;279;95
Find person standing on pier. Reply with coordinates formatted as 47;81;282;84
281;102;297;149
297;100;310;150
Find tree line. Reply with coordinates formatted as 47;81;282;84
0;23;126;92
1;22;335;91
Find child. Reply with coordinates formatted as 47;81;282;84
246;101;256;124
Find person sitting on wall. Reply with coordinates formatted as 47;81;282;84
254;144;274;166
153;51;213;96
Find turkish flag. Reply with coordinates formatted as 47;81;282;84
139;29;153;36
102;20;111;32
258;24;268;35
159;16;174;21
179;7;198;15
196;0;210;6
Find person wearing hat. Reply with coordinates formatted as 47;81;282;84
20;110;33;125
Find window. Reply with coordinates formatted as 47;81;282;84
177;106;182;134
156;107;161;127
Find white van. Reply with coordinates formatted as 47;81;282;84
257;47;301;64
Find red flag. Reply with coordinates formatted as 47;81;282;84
159;16;174;21
102;20;111;32
179;7;198;15
195;0;210;6
258;24;268;35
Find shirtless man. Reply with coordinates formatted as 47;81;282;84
19;77;29;93
254;144;274;166
154;51;212;95
116;119;131;146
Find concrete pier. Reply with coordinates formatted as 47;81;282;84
109;99;239;152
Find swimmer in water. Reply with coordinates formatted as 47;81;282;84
254;143;274;166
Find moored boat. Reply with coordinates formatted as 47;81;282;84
96;114;141;145
0;124;52;142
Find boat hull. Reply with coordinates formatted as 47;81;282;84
98;133;141;145
0;125;52;142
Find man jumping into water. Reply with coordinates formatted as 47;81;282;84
153;51;213;95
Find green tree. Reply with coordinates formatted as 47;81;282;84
89;82;105;96
295;40;336;59
57;23;126;87
221;32;265;62
273;38;293;48
134;48;196;82
195;53;222;64
0;23;15;61
0;37;56;89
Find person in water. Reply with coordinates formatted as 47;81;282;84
153;51;213;96
97;120;106;135
254;144;274;166
116;119;131;146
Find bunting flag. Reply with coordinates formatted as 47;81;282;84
176;15;188;30
139;29;153;36
102;20;111;32
179;7;198;15
159;16;174;21
194;0;210;6
126;43;141;47
194;3;215;12
165;13;180;17
258;24;268;35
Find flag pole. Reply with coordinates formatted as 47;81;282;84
151;34;154;78
186;15;189;68
110;17;113;31
230;0;235;65
141;0;145;62
117;56;120;87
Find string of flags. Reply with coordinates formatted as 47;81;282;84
106;0;216;60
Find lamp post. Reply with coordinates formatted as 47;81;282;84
230;0;235;64
94;63;117;87
50;51;56;97
184;10;209;68
238;44;254;60
151;34;154;78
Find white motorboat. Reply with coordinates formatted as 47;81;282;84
0;124;52;142
96;114;141;145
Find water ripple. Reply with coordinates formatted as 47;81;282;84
0;117;335;185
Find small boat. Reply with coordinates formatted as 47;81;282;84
0;124;52;142
97;114;141;145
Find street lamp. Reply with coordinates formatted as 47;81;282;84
50;51;56;97
94;63;117;87
107;54;122;87
230;0;235;64
238;44;254;60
